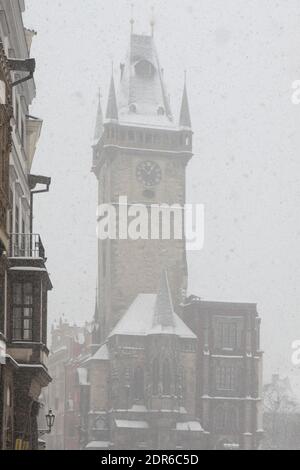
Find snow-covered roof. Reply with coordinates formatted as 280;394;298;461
90;343;109;362
115;419;149;430
108;293;196;340
176;421;203;432
86;441;110;450
9;267;47;273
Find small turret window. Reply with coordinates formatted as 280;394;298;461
135;60;155;78
162;359;171;395
133;367;144;400
157;106;165;116
129;104;137;114
152;358;159;395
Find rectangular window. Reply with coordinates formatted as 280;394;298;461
15;204;19;234
9;189;13;234
12;282;34;342
216;365;236;391
217;321;238;350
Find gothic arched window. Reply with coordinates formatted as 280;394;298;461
133;367;144;400
162;359;171;395
214;406;226;433
152;358;159;395
214;405;239;434
227;406;239;433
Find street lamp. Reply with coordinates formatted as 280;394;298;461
39;410;55;437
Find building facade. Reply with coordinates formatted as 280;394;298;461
183;298;263;450
0;0;52;450
0;24;13;453
46;319;93;451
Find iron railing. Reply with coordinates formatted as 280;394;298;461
10;233;45;259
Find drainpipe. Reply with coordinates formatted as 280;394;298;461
28;175;51;235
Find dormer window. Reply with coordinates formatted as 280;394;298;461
135;59;155;78
157;106;165;116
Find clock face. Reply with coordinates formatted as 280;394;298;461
136;161;162;187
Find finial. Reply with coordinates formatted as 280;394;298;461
150;6;155;36
184;69;187;85
130;3;135;34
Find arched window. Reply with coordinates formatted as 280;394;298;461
162;359;171;395
152;358;159;395
214;406;226;433
227;406;238;433
133;367;144;400
6;386;12;408
157;106;165;116
214;405;239;434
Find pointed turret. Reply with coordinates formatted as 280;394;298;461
94;90;103;142
179;78;192;129
106;73;118;121
118;33;173;126
92;291;101;348
153;271;175;329
94;292;100;324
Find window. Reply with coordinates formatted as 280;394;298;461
6;386;12;408
9;189;13;234
214;406;239;434
162;359;171;395
12;282;34;341
133;367;144;400
21;219;26;255
216;365;236;391
214;406;226;433
152;358;159;395
145;133;152;145
128;130;135;141
129;104;137;114
217;321;238;350
15;97;19;130
15;204;19;234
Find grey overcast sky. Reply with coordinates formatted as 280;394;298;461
24;0;300;385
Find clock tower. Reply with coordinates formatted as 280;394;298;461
92;31;193;341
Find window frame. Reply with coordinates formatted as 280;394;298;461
12;280;34;342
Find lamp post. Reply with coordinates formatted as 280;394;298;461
38;410;56;437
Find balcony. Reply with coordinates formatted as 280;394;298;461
9;233;45;260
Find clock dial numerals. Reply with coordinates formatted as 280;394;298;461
136;161;162;187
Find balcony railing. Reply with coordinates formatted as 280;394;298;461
10;234;45;259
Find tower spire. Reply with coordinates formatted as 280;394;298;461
153;271;175;329
106;70;118;121
179;71;192;128
94;88;103;141
130;3;135;35
150;6;155;37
